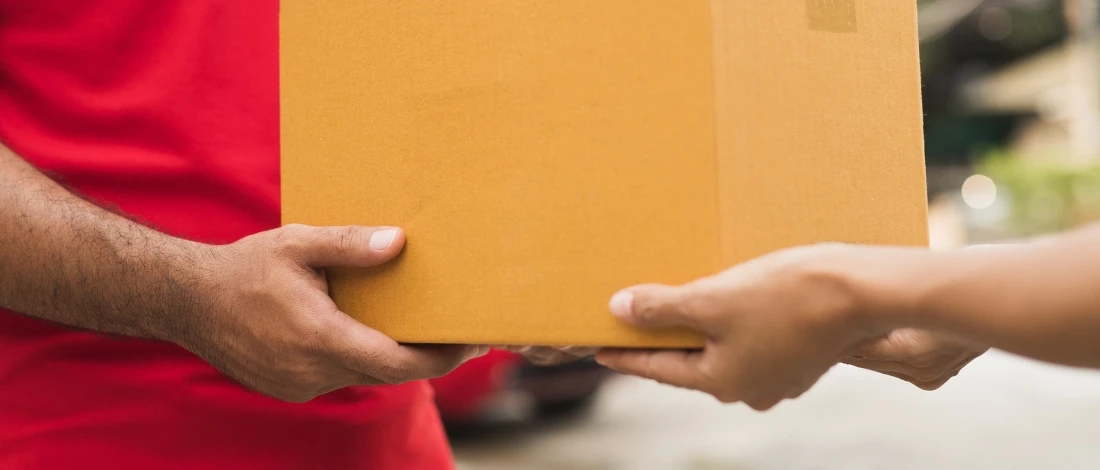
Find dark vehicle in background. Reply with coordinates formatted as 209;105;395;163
431;350;610;429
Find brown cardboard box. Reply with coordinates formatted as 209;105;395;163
280;1;930;348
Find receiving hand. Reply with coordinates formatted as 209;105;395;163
843;328;987;390
834;244;1012;390
595;244;907;410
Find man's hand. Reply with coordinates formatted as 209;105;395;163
176;224;483;403
0;146;479;403
843;329;987;390
595;244;903;411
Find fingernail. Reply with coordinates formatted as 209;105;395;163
369;228;398;251
609;291;634;319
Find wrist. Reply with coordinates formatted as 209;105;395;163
839;247;941;337
133;235;223;345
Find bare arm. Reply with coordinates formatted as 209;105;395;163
594;222;1100;409
0;143;208;341
0;143;478;402
891;224;1100;368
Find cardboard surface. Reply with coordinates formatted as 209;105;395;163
280;1;930;347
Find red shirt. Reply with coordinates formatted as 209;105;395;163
0;2;453;468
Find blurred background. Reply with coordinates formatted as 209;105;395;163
436;1;1100;468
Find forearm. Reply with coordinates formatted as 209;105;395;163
0;144;211;341
881;224;1100;368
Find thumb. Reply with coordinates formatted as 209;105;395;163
609;284;709;332
284;224;406;268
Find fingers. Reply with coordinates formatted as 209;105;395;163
384;344;486;381
841;358;958;390
609;284;714;334
497;346;597;356
595;349;706;391
281;224;406;268
329;313;482;384
848;336;902;361
501;346;598;366
873;368;952;391
842;357;920;377
843;329;982;390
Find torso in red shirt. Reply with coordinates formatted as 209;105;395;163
0;2;453;468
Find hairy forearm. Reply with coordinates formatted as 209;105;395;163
0;144;211;341
882;224;1100;368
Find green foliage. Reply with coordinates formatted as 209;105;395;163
978;151;1100;235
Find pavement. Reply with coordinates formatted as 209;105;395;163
454;351;1100;469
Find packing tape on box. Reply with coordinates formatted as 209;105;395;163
807;0;857;33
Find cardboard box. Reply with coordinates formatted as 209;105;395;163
280;1;930;348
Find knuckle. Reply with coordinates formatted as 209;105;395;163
377;359;413;384
636;286;698;323
287;315;333;358
428;357;463;377
347;346;391;377
680;285;719;317
332;226;360;257
639;352;655;377
301;329;331;358
632;295;663;322
272;225;307;256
